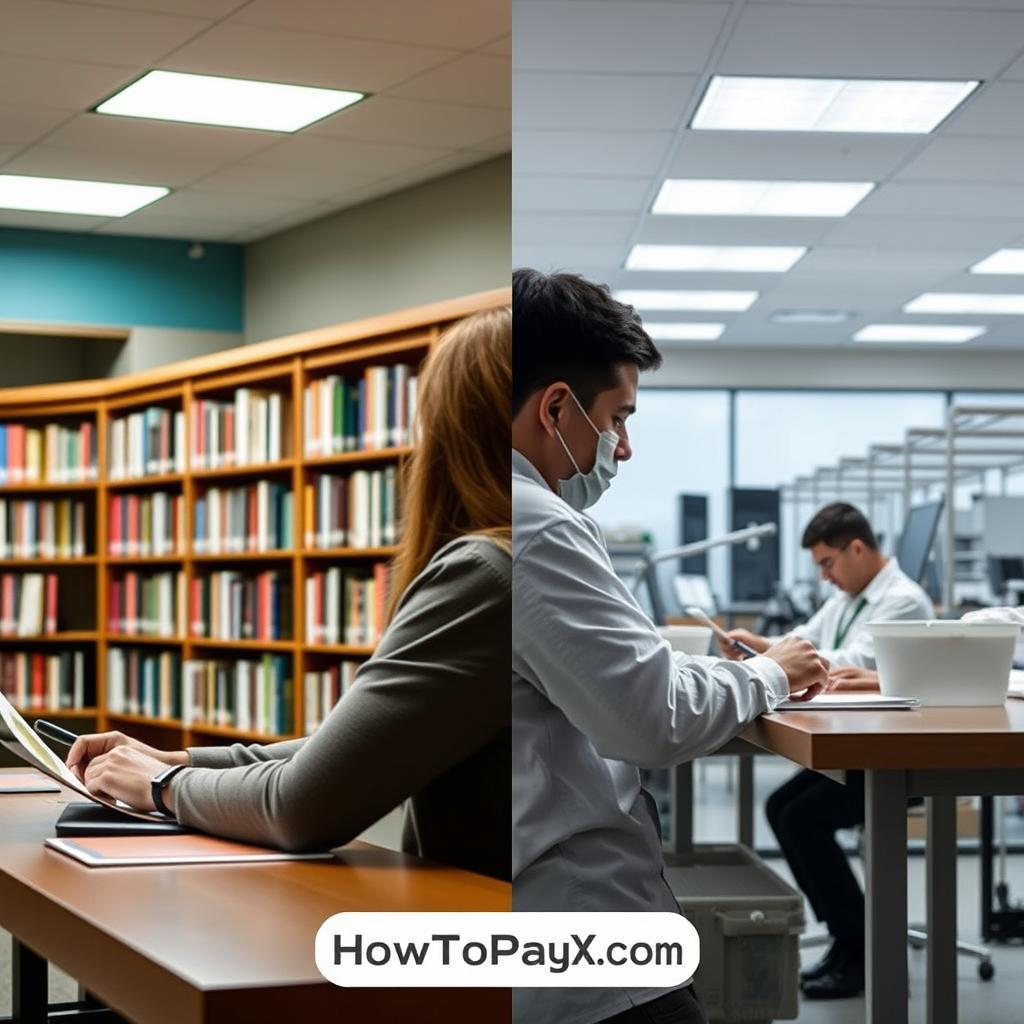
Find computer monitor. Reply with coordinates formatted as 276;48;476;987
895;500;945;584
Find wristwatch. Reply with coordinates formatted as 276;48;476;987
151;763;188;817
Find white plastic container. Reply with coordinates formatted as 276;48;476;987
659;624;712;656
869;620;1018;706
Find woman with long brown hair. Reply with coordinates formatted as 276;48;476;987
66;307;512;880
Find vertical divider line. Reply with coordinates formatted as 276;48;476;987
182;380;195;750
96;400;108;732
292;357;305;741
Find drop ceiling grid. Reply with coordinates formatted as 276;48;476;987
512;0;1024;350
0;0;509;241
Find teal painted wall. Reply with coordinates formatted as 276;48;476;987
0;229;243;332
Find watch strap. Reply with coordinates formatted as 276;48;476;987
151;763;187;817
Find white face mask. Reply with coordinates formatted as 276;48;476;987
554;391;619;511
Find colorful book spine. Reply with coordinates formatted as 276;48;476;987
193;483;293;554
0;572;58;636
183;655;292;735
0;421;96;483
0;650;85;710
191;390;289;470
301;468;398;550
106;647;182;720
108;571;185;637
107;492;183;557
302;661;357;733
107;408;185;479
304;564;387;647
0;499;88;559
190;570;291;641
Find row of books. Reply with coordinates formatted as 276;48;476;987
0;422;96;483
107;407;185;479
303;662;357;733
0;498;87;559
194;482;294;554
108;571;185;637
0;650;86;710
302;468;398;550
190;571;291;641
0;573;57;635
191;390;290;470
107;647;182;720
108;492;184;557
305;565;387;647
183;655;292;735
304;365;417;456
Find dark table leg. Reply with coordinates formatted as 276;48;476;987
11;939;47;1024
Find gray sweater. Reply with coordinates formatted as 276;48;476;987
172;535;511;880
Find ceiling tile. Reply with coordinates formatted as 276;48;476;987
512;243;627;270
666;132;920;181
0;209;110;232
514;1;730;74
793;247;978;277
481;35;511;56
515;175;653;213
235;0;509;51
390;54;509;109
309;95;508;150
943;82;1024;136
0;106;69;145
162;21;458;93
0;56;135;111
514;212;635;246
821;216;1024;250
185;162;375;202
0;0;210;67
720;5;1024;78
467;134;511;155
513;73;697;131
856;182;1024;219
130;189;318;225
0;145;217;187
0;144;21;164
95;213;249;241
514;131;672;176
63;0;241;14
634;217;835;247
896;137;1024;183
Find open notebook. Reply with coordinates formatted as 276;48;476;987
776;693;920;711
0;690;170;822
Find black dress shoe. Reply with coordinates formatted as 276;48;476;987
801;948;865;1001
800;942;841;983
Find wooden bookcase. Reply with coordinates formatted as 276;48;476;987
0;287;509;751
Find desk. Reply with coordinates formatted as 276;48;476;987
739;703;1024;1024
0;777;510;1024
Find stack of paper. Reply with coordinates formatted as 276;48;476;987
777;693;920;711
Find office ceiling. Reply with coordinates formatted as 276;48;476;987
513;0;1024;351
0;0;509;242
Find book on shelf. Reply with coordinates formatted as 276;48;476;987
191;389;290;470
107;647;181;720
183;655;292;735
0;572;58;636
305;565;387;647
0;650;86;710
108;571;185;638
304;364;418;456
0;421;96;484
190;570;291;641
107;407;185;480
0;498;87;558
303;468;398;549
194;482;293;554
108;492;184;557
303;662;357;734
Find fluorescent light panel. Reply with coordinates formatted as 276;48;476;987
626;244;806;272
970;249;1024;275
904;293;1024;315
615;290;758;311
0;174;168;216
644;322;726;341
96;70;363;132
692;76;978;134
653;179;874;217
854;324;985;343
772;309;852;325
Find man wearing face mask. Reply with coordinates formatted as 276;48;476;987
511;268;831;1024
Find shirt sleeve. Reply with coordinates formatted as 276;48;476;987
513;519;789;771
171;540;510;851
186;739;305;769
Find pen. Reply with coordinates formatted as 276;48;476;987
684;606;761;658
35;720;79;748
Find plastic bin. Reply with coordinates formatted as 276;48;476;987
664;844;804;1024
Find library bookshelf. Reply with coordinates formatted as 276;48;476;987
0;287;509;751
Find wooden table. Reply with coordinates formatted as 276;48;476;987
739;702;1024;1024
0;776;510;1024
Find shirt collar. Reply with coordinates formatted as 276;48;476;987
512;448;549;489
859;556;898;605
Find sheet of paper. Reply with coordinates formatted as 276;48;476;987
0;773;61;793
777;692;919;711
46;835;333;868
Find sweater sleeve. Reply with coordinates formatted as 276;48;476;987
170;538;510;851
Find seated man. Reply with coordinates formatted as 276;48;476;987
720;502;934;1001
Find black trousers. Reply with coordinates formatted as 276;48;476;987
765;768;867;941
598;986;706;1024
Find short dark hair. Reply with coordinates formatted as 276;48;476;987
801;502;878;551
512;268;662;416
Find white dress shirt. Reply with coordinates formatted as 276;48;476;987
785;557;935;668
512;449;789;1024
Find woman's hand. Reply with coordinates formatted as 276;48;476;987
828;666;881;693
67;731;187;785
82;745;176;812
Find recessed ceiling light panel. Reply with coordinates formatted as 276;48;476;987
771;309;852;324
96;70;364;132
644;322;726;341
615;290;758;311
904;293;1024;315
0;174;168;216
691;76;978;134
854;324;985;343
652;179;874;217
626;244;806;272
970;249;1024;275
